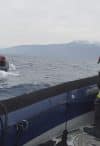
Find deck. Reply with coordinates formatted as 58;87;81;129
36;127;100;146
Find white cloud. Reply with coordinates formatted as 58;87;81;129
0;0;99;47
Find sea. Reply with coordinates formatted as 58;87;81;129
0;55;99;100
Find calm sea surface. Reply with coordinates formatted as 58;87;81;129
0;55;99;100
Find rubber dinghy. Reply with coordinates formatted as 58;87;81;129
0;55;9;71
0;75;99;146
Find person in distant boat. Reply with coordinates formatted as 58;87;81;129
0;56;6;66
0;55;9;71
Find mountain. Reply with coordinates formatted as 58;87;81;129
0;41;100;61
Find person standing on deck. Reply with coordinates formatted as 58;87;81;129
94;57;100;137
84;58;100;138
84;83;100;138
97;56;100;64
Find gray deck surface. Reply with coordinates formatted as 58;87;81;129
37;128;100;146
25;127;100;146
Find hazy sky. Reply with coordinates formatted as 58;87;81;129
0;0;100;47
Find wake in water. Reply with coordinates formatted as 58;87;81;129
0;63;19;81
9;63;16;71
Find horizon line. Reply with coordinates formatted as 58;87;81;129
0;40;100;49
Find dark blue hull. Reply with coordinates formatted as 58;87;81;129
0;76;98;146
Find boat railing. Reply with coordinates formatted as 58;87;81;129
0;75;99;115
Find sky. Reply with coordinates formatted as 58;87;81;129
0;0;100;47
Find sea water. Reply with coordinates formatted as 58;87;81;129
0;55;99;100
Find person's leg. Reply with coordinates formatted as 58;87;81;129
94;98;100;128
84;98;100;138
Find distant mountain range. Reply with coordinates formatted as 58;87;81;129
0;41;100;61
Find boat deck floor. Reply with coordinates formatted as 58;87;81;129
37;126;100;146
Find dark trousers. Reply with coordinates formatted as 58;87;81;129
83;97;100;138
94;98;100;129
